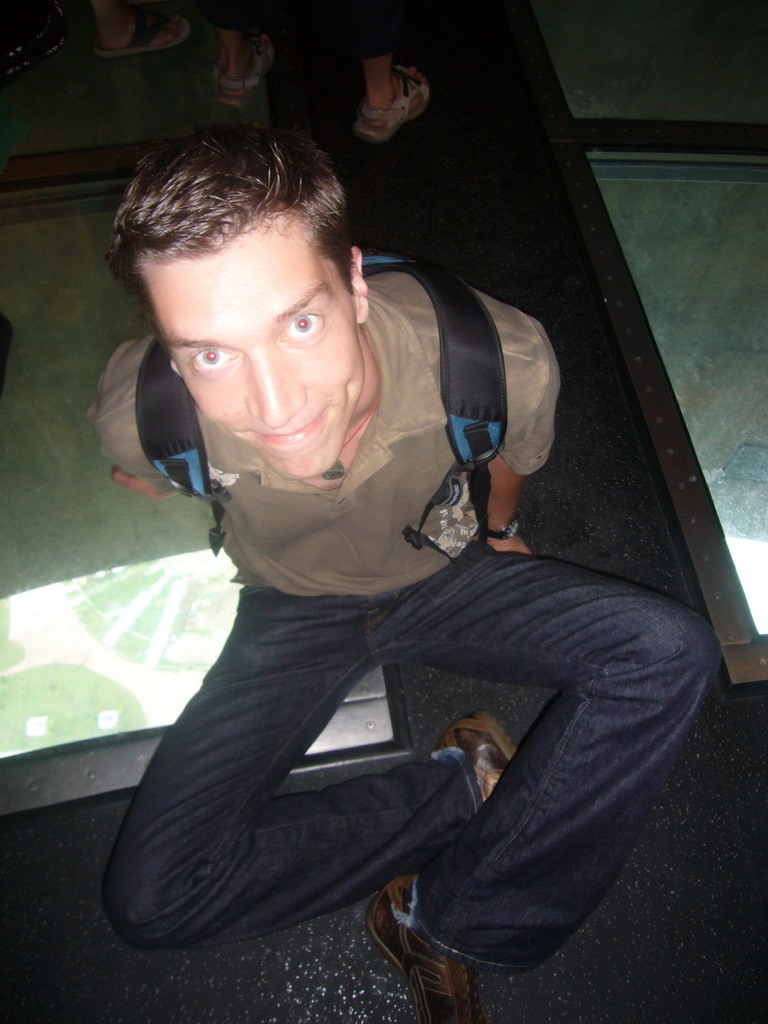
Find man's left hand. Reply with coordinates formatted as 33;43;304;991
487;534;532;556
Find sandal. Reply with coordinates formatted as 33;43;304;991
214;34;274;108
94;9;190;58
353;65;430;144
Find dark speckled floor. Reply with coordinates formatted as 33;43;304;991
1;1;767;1022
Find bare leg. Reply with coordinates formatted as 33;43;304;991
362;53;399;109
90;0;186;51
355;57;429;142
213;27;273;106
215;27;253;82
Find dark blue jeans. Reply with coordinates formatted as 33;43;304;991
196;0;404;59
103;544;720;971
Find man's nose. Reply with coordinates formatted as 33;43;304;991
244;358;305;430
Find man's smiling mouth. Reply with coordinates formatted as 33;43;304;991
254;410;327;448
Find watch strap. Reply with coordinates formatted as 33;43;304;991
485;518;520;541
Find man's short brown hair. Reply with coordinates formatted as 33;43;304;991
107;125;352;313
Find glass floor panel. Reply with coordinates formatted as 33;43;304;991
1;550;392;764
0;183;397;762
2;0;269;158
529;0;768;124
0;550;237;756
0;184;222;755
0;184;213;593
592;159;768;633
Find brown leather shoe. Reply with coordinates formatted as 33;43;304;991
435;711;516;802
366;875;491;1024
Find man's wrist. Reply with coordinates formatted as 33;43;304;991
485;518;520;541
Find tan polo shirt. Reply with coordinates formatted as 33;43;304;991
89;273;559;596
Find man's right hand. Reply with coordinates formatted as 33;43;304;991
111;465;170;500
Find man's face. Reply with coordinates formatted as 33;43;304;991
144;222;373;484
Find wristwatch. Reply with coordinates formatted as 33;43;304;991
485;518;520;541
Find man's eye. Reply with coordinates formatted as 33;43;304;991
196;349;223;367
289;314;318;337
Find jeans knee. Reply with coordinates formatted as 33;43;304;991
603;594;720;708
103;862;183;950
658;602;721;686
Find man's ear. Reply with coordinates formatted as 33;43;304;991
350;246;369;324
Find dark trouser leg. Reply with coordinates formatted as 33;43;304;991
314;0;404;59
194;0;404;59
105;547;720;963
366;544;721;971
103;583;481;948
195;0;271;32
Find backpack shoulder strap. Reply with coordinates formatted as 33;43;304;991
135;338;227;554
136;338;212;497
362;256;506;469
363;254;507;551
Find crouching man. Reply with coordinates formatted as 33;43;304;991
90;124;721;1023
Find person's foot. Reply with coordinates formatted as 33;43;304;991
94;9;190;57
214;33;274;107
367;875;492;1024
353;65;430;143
435;711;515;802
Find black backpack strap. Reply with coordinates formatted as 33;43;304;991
363;255;506;550
363;256;506;468
135;339;228;554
